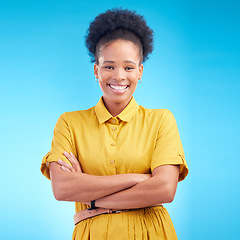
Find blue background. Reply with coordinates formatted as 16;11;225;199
1;0;239;239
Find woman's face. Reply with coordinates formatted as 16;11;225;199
94;40;143;114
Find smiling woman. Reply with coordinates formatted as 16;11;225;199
94;40;143;116
40;8;188;240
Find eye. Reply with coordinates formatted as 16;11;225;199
105;66;114;70
125;67;134;71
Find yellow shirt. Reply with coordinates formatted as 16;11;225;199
41;97;188;240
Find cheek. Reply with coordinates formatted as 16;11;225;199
131;76;139;85
99;80;108;92
129;80;138;92
98;70;108;81
133;82;138;89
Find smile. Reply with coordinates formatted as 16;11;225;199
109;84;128;90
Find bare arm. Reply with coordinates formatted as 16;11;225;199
49;152;151;202
94;165;180;209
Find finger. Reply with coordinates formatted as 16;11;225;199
64;151;76;163
58;159;75;172
63;151;71;159
61;165;71;172
70;152;82;172
64;151;82;173
63;151;79;171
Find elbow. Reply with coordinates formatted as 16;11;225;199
51;181;67;201
165;192;175;203
164;184;177;203
53;190;64;201
156;183;177;204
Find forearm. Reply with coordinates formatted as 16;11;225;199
50;162;150;202
95;178;169;209
95;165;179;209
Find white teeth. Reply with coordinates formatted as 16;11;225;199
110;84;128;90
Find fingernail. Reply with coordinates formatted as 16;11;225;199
70;152;73;155
58;159;62;162
64;151;67;154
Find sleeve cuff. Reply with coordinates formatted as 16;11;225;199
40;152;72;180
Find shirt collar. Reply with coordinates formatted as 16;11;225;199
95;97;139;124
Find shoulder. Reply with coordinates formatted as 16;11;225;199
138;105;175;121
137;106;178;131
58;106;96;124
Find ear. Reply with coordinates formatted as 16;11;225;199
94;63;99;79
138;64;143;80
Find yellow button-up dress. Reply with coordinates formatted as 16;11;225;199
41;97;188;240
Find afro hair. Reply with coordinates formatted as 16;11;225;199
85;8;154;63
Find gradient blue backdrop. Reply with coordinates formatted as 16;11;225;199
1;0;239;239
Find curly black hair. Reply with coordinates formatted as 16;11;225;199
85;8;154;64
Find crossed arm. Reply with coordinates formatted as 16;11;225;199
49;152;180;210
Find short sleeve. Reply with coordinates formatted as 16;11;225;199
41;113;76;180
151;110;189;182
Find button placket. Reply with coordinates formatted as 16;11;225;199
106;117;121;167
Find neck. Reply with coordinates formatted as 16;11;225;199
102;97;132;117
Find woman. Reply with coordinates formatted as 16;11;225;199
41;8;188;240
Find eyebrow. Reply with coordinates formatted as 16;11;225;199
103;60;137;66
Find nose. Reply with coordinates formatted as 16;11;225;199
113;68;126;81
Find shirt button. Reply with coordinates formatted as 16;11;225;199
112;126;117;131
112;119;117;124
111;143;115;146
110;159;115;164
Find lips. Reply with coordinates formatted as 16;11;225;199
109;84;128;90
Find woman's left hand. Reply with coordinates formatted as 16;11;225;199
58;151;83;173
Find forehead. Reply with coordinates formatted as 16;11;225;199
99;40;140;62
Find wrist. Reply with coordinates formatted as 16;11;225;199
134;173;151;184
